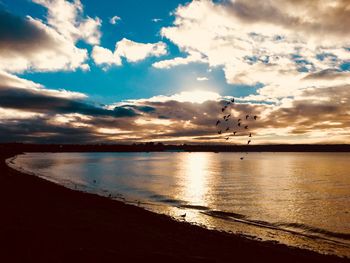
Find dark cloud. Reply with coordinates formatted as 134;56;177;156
259;85;350;134
0;85;138;118
0;8;87;72
0;117;101;144
223;0;350;37
121;104;156;113
303;69;349;80
134;105;156;113
112;106;138;117
0;9;53;53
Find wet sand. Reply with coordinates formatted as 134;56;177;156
0;152;348;263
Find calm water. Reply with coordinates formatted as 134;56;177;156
8;152;350;257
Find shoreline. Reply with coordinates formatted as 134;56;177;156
0;152;349;263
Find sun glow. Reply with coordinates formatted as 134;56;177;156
135;118;173;125
174;90;220;103
97;128;131;134
144;90;221;104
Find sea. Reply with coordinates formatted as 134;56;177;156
7;152;350;257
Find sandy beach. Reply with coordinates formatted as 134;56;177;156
0;151;349;263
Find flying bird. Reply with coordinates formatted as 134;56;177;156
216;120;221;126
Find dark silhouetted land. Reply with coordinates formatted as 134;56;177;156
2;142;350;153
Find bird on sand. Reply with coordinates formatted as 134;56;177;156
249;133;252;137
180;213;186;219
231;98;235;103
216;120;220;126
225;127;230;131
227;114;231;118
225;137;230;140
240;157;244;160
247;140;251;144
233;131;237;135
246;114;249;120
93;180;96;183
222;106;227;112
244;125;248;129
253;115;258;120
238;122;241;127
218;130;222;134
238;118;242;122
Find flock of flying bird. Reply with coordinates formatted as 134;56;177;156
215;98;258;160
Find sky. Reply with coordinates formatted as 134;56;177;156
0;0;349;144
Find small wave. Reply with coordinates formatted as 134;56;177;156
149;194;184;206
277;222;350;241
178;204;210;210
148;194;210;211
201;209;350;246
202;210;247;220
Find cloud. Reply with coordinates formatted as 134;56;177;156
115;38;167;63
0;72;138;118
0;9;89;73
157;0;350;102
302;69;350;80
110;15;121;25
92;38;167;67
32;0;102;45
151;18;162;23
0;70;86;99
259;85;350;140
197;77;209;81
91;46;122;67
152;51;206;69
131;90;221;104
0;85;137;118
223;0;350;39
1;81;350;144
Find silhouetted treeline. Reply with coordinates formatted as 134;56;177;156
1;143;350;154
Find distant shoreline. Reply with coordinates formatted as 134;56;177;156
2;143;350;153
